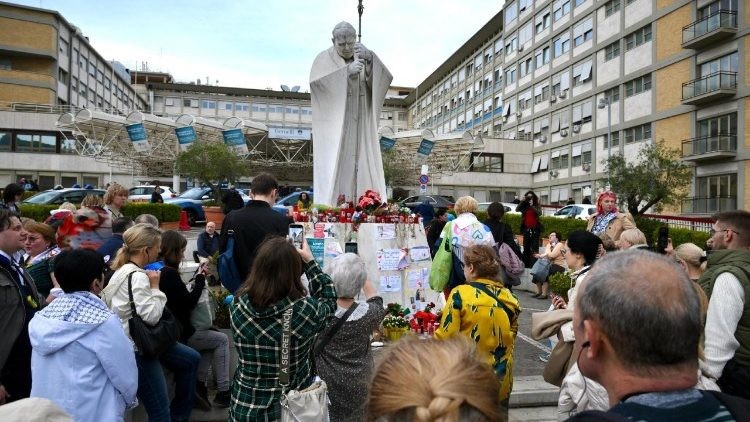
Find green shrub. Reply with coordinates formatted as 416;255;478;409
549;272;573;301
18;204;59;222
121;203;181;222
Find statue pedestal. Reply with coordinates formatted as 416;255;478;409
301;222;439;312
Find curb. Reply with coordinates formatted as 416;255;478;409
509;376;560;408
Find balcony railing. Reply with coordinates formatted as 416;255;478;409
682;71;736;104
682;10;737;49
682;134;737;160
682;196;737;214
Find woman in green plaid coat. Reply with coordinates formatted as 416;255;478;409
229;236;337;421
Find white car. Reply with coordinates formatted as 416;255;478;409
476;202;521;214
128;185;179;202
551;204;597;220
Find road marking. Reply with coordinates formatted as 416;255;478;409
517;332;552;353
522;307;550;312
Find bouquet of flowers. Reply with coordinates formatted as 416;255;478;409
411;302;438;332
383;314;410;329
386;302;410;317
399;206;412;216
358;189;383;213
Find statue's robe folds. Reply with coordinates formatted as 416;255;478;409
310;46;392;206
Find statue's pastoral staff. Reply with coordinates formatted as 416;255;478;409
310;21;392;206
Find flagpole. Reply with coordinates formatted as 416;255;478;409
352;0;365;203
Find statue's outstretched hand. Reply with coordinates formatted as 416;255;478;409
354;43;372;61
348;59;365;76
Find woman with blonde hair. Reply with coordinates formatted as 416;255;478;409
103;183;128;220
674;242;707;283
101;223;200;422
617;228;648;250
80;194;104;209
367;336;502;422
434;244;519;414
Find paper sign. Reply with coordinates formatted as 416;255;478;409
410;246;431;262
398;248;410;270
377;249;402;271
322;223;336;238
375;224;396;240
421;267;430;282
313;223;325;238
324;241;343;258
379;275;402;292
308;238;325;266
407;270;422;289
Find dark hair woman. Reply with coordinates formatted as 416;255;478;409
296;192;312;212
230;236;337;420
158;230;232;409
516;190;542;268
482;202;523;288
1;183;24;215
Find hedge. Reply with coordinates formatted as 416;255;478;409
18;203;182;223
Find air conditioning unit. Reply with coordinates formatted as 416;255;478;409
516;111;523;118
560;129;569;137
502;116;508;122
572;124;581;133
582;162;591;172
549;96;557;103
559;91;567;99
549;170;559;178
518;44;525;52
540;135;548;143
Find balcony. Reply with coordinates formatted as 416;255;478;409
682;197;737;214
682;11;737;49
682;135;737;161
682;71;736;105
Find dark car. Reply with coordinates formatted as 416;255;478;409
165;187;251;226
23;188;105;205
400;195;455;211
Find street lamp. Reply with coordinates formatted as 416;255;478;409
597;97;612;189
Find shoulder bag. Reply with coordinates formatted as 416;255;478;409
279;307;329;422
429;222;453;292
127;272;182;357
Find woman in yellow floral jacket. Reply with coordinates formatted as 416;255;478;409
434;244;521;412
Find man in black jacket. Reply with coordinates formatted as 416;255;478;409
221;185;244;215
220;173;289;282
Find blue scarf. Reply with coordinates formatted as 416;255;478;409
591;212;617;236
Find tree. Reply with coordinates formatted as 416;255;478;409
381;149;414;188
603;140;692;216
175;141;249;205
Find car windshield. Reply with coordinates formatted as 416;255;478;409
178;187;208;200
24;191;60;204
555;207;572;216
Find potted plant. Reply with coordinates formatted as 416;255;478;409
382;315;410;342
548;271;574;301
175;141;249;227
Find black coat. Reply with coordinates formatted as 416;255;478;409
220;201;290;281
159;266;204;342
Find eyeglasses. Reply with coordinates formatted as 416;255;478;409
710;227;739;236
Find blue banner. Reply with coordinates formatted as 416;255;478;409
417;139;435;157
222;128;244;146
379;136;396;151
125;123;147;142
175;126;197;150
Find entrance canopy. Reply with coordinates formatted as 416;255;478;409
382;128;485;177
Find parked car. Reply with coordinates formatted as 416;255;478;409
164;187;251;225
128;185;179;202
476;201;521;215
400;195;455;212
275;191;313;207
551;204;597;220
23;188;105;205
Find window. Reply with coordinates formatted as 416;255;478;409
698;0;738;18
286;106;300;114
535;10;551;33
696;174;737;206
518;22;533;46
104;77;111;89
572;60;593;86
519;0;532;11
625;25;652;50
505;1;518;24
470;153;504;173
97;69;104;83
550;150;570;169
398;112;407;121
553;33;571;57
15;133;57;153
534;83;551;104
270;104;285;114
520;56;534;78
518;90;532;110
603;131;620;148
553;0;571;21
699;51;738;77
58;68;68;84
88;62;96;77
165;97;175;106
201;100;216;109
552;70;571;96
301;106;312;115
572;100;593;124
80;56;87;72
505;67;517;86
604;41;620;61
59;37;69;55
0;132;10;151
184;98;198;108
72;48;79;62
604;0;621;16
697;113;737;138
574;0;586;7
624;123;651;143
236;103;249;112
252;103;267;112
225;103;233;111
624;74;651;97
71;76;78;91
603;86;620;102
535;46;551;67
573;17;594;46
572;141;593;166
79;84;87;96
625;0;638;4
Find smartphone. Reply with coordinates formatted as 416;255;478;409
345;241;358;255
288;224;304;249
656;226;669;254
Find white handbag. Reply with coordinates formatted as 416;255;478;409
279;307;330;422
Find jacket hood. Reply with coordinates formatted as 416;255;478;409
708;249;750;267
29;292;113;355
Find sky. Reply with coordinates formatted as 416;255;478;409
15;0;504;91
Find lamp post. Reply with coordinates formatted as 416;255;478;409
597;97;611;189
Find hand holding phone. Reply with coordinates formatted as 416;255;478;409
288;224;304;249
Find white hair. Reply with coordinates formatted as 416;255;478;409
324;253;367;298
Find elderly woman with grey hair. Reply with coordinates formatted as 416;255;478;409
314;253;386;422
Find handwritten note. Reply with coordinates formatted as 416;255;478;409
377;249;402;271
375;224;396;240
410;246;431;262
379;274;402;292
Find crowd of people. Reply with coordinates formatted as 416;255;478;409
1;173;749;421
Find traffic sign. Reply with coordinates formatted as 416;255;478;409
419;174;429;184
420;183;427;193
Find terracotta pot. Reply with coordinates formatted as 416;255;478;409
160;221;179;230
203;206;224;229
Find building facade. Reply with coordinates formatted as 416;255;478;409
408;0;748;214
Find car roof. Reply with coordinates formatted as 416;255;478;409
44;188;104;193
